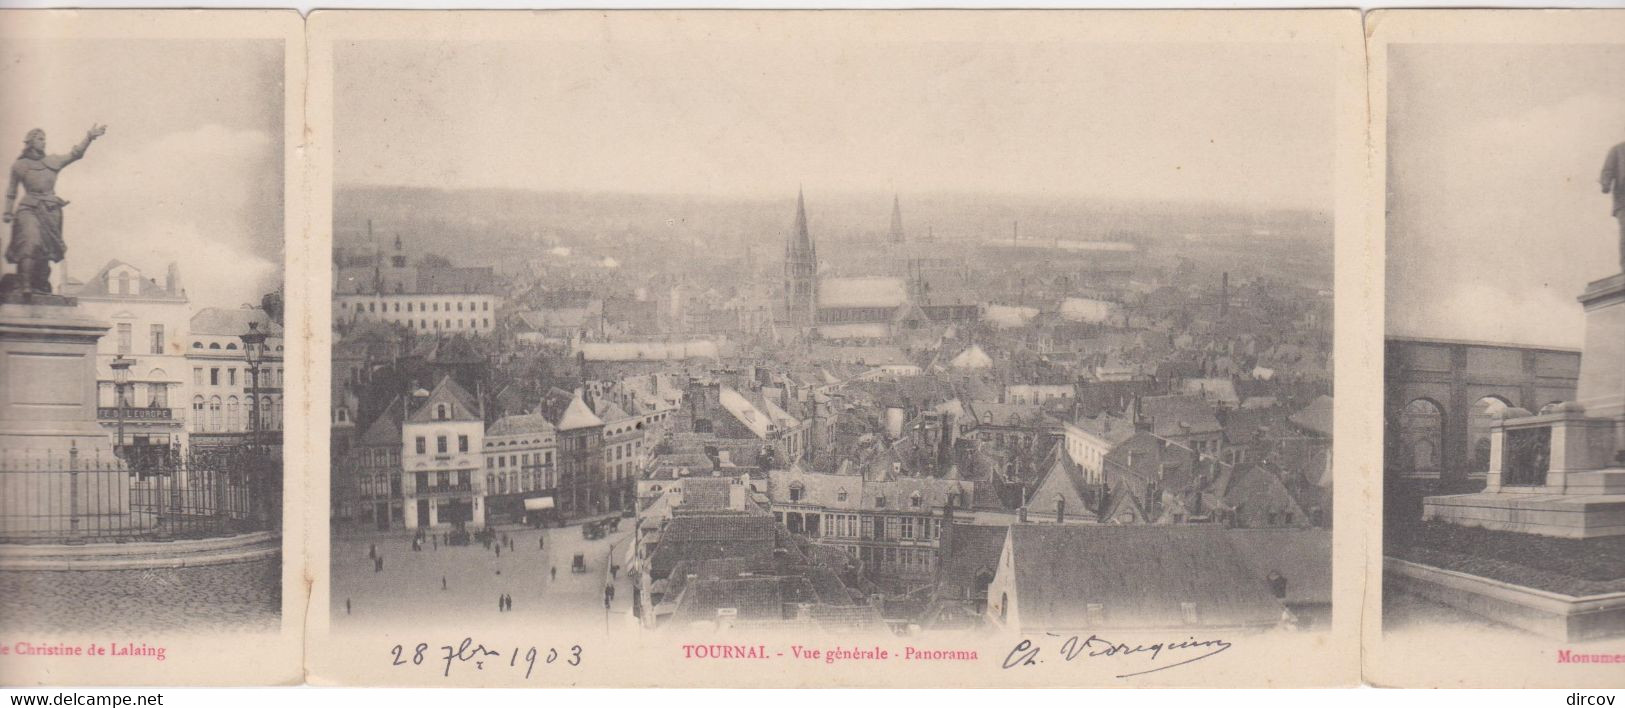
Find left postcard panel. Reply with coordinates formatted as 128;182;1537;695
0;11;308;686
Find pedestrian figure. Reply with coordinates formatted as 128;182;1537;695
498;595;504;612
611;564;619;580
369;543;377;560
345;598;351;615
495;544;501;558
432;536;438;550
551;566;557;581
539;536;545;550
442;575;447;590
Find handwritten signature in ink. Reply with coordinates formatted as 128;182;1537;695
1002;633;1233;678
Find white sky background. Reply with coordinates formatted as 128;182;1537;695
336;38;1335;211
1386;43;1625;349
0;38;284;310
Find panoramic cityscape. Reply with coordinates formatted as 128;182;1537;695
327;186;1335;633
323;31;1339;638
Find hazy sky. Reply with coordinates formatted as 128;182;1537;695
0;38;284;310
336;39;1335;210
1386;44;1625;348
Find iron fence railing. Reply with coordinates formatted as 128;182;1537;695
0;442;281;544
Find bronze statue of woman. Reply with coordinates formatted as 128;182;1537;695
3;124;106;294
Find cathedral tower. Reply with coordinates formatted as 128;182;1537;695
784;189;818;330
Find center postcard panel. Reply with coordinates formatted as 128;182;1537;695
304;11;1373;688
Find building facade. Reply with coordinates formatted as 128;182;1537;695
555;390;606;516
401;377;486;529
334;234;503;335
768;467;973;592
67;260;192;454
185;307;285;449
482;413;558;525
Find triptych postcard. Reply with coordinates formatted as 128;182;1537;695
0;8;1621;689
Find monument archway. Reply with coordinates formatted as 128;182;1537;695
1385;336;1581;483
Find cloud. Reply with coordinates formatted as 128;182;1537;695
52;124;283;309
1389;91;1625;347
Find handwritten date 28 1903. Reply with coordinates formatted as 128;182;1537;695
391;638;583;679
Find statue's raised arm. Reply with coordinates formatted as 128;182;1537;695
1;125;106;297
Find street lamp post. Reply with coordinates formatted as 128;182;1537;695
109;354;134;459
239;321;267;450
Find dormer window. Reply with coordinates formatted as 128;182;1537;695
788;482;804;502
837;488;847;502
875;496;887;509
910;492;923;508
435;403;449;421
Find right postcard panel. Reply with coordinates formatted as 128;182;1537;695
1369;9;1625;688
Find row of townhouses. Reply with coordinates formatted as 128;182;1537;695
56;259;285;456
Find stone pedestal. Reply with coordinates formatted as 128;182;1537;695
1576;274;1625;443
0;303;116;454
0;303;125;539
1423;271;1625;538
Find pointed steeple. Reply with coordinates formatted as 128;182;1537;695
792;187;812;255
888;194;905;244
784;188;818;331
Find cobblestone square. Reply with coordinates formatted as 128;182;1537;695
330;524;636;633
0;556;281;634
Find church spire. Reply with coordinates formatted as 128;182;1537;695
793;187;812;255
784;188;818;332
888;194;905;244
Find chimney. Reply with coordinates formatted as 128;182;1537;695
1267;571;1287;600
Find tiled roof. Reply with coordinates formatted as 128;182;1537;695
360;397;405;447
1288;395;1333;437
670;577;784;625
648;515;779;580
1008;525;1284;630
557;390;604;431
405;376;482;424
486;413;555;438
191;307;281;337
819;276;908;309
1140;395;1223;437
936;523;1008;599
1225;528;1332;605
679;477;734;511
